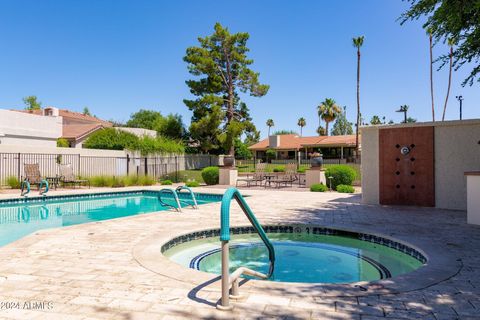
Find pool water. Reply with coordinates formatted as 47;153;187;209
0;191;220;247
165;233;425;284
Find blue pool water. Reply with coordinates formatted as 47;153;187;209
165;232;425;284
0;191;221;247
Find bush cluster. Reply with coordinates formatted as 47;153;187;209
310;183;328;192
185;180;200;187
160;180;173;185
201;166;219;185
325;165;356;190
56;138;69;148
336;184;355;193
272;165;285;172
6;176;20;189
83;128;184;154
88;175;156;187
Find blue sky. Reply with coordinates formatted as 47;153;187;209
0;0;478;137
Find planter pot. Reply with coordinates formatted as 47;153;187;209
310;156;323;168
223;156;235;167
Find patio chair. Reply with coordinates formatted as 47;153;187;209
236;163;267;187
59;164;90;188
270;163;298;188
21;163;49;195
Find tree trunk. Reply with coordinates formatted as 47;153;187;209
225;47;235;156
268;127;271;136
325;121;329;136
355;49;360;154
430;34;435;122
442;46;453;121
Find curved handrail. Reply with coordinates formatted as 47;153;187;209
175;186;198;209
158;188;182;212
21;180;31;197
220;187;275;278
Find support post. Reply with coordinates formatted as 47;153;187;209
217;240;233;310
17;153;21;180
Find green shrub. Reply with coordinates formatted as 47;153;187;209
336;184;355;193
273;165;285;172
266;149;276;160
138;175;155;186
325;165;357;190
88;175;155;187
6;176;20;189
310;183;328;192
56;138;69;148
186;180;200;187
133;135;185;155
297;167;307;173
83;128;139;150
201;166;219;185
161;180;173;185
123;175;139;187
90;176;107;187
83;128;184;154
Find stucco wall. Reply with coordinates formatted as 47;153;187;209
360;119;480;210
360;128;379;205
0;109;62;147
435;121;480;210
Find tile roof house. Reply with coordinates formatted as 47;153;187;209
19;107;113;148
249;134;360;161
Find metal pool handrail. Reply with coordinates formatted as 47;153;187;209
175;186;198;209
217;187;275;311
158;189;182;212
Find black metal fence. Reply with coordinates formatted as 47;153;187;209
0;153;218;186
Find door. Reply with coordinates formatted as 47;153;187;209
379;126;435;206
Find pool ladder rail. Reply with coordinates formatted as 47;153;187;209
157;186;198;212
217;187;275;311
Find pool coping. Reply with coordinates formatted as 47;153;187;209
133;223;462;298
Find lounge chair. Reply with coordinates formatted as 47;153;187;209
236;163;267;187
59;164;90;188
21;163;49;195
269;163;298;188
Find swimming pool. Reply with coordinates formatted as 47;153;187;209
0;190;221;247
163;225;426;284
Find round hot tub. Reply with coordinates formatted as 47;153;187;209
162;225;426;284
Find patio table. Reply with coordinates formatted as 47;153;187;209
46;176;60;190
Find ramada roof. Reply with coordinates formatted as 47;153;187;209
248;134;359;150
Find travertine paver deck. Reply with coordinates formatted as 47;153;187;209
0;186;479;319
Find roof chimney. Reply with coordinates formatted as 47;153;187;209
43;106;59;117
269;135;280;148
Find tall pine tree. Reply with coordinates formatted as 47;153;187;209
184;23;269;155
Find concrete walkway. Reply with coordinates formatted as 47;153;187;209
0;186;479;319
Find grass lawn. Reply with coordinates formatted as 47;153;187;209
163;170;204;183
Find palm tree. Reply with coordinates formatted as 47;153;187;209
370;115;382;125
297;117;306;136
428;28;435;122
266;119;274;136
317;126;326;136
442;38;454;121
318;98;341;136
352;36;364;153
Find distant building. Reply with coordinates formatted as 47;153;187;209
248;134;360;161
0;109;62;147
19;107;113;148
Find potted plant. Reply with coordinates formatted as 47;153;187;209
223;155;235;167
309;152;323;168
